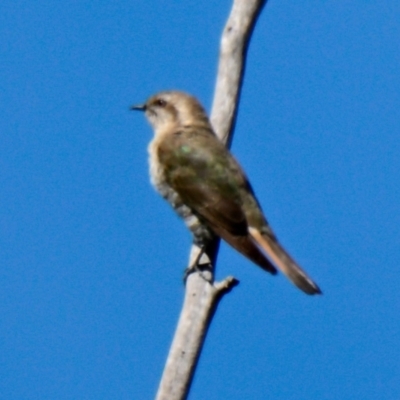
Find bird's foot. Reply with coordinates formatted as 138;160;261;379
183;246;212;284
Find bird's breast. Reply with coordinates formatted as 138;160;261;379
148;137;168;193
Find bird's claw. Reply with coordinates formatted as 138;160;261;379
183;246;212;284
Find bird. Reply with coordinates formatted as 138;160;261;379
131;90;321;295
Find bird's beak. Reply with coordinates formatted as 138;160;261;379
130;103;147;112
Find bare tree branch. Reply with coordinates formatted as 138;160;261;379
211;0;267;146
155;1;267;399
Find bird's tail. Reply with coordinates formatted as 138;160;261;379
248;227;321;295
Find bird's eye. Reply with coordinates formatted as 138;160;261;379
155;99;167;107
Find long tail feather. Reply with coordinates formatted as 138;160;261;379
248;227;322;295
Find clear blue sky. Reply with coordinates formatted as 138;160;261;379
1;1;399;399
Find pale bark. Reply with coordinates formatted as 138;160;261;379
155;1;267;399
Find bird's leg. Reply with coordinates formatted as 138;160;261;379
183;244;212;284
183;245;205;282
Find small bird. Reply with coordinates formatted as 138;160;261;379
131;91;321;295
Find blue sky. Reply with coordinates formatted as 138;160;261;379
1;1;399;399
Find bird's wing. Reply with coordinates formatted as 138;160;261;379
160;129;277;274
162;129;250;235
172;169;277;274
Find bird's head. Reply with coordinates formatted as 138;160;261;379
131;91;211;135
